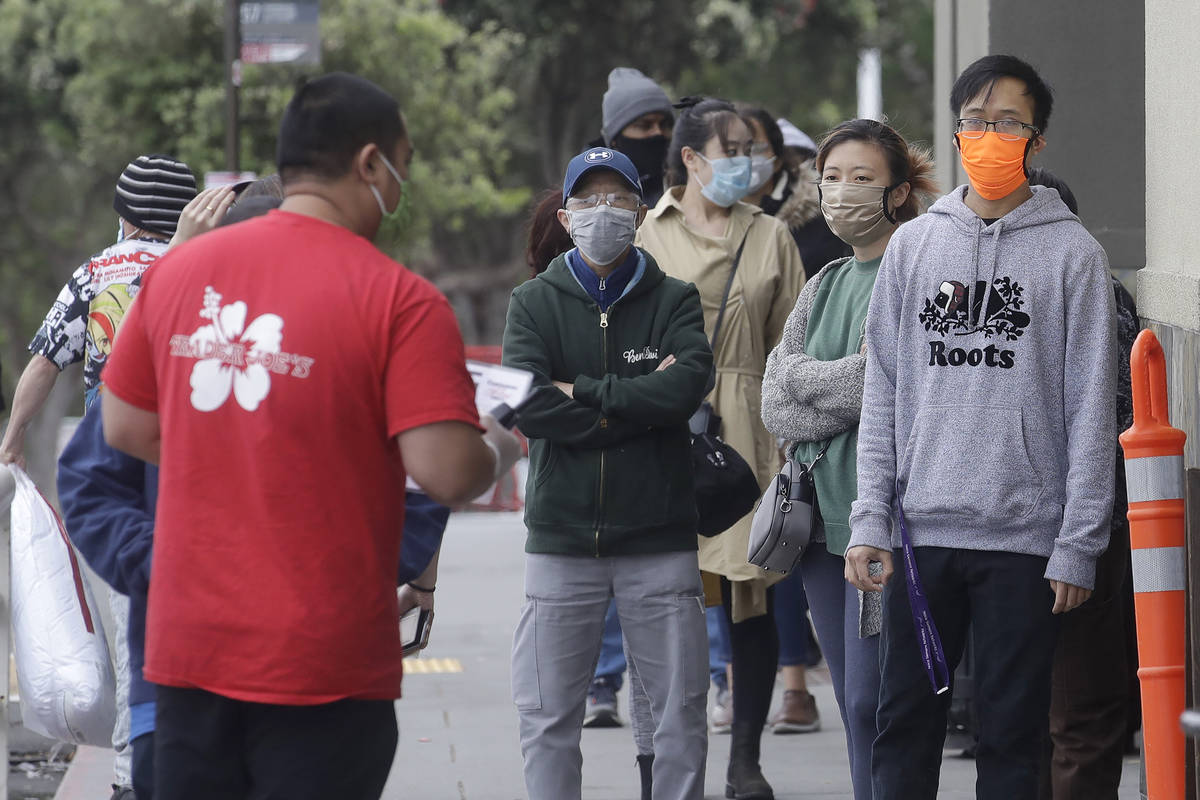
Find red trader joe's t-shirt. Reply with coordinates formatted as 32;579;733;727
102;210;480;704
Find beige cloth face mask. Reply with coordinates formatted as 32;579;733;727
819;181;898;247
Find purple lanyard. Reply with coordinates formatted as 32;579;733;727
895;485;951;695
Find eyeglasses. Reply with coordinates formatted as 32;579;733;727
564;192;641;211
955;118;1040;141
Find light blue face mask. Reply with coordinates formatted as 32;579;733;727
696;153;753;208
117;220;125;243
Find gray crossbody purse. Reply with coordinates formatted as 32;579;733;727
746;441;830;574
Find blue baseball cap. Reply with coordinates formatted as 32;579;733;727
562;147;643;201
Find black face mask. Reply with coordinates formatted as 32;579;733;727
611;134;669;204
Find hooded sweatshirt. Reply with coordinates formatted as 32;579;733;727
848;185;1117;590
58;396;159;706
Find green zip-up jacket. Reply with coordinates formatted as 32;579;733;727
502;248;713;557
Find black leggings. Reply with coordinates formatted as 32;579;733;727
720;577;779;733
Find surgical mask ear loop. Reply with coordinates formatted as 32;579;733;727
819;180;903;225
882;180;905;225
370;152;405;218
1021;137;1034;181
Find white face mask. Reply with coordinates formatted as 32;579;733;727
749;155;777;192
567;204;637;266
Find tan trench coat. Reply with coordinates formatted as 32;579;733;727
636;188;807;620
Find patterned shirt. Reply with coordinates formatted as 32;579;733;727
29;237;168;391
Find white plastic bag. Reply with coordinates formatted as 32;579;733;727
8;465;115;744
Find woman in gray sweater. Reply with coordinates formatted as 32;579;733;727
760;119;936;800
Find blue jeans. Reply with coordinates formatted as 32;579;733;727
801;543;880;800
706;606;731;690
872;547;1058;800
595;601;732;692
773;568;814;666
594;601;627;689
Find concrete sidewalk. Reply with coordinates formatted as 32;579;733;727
382;512;1140;799
57;511;1142;799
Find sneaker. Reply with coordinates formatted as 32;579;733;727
109;786;136;800
709;686;733;734
583;678;623;728
771;689;821;733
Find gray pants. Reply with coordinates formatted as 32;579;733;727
108;588;132;785
512;551;708;800
627;653;655;755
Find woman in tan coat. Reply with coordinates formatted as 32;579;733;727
636;97;806;800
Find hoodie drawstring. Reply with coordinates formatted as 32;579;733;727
975;219;1004;331
970;221;983;329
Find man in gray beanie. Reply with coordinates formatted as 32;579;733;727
599;67;674;206
0;153;195;800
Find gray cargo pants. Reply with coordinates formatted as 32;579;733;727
511;550;708;800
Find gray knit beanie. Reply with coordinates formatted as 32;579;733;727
601;68;674;145
113;154;197;237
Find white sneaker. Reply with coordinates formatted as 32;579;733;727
709;687;732;734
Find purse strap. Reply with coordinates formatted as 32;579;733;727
709;229;751;353
790;438;833;471
807;439;832;470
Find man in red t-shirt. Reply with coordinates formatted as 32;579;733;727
101;72;521;800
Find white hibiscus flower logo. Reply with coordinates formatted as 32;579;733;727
189;286;283;412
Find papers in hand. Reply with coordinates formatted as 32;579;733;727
404;361;532;493
466;360;533;418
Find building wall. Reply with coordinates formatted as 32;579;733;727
934;0;1145;287
932;0;988;193
1143;0;1200;335
1144;4;1200;787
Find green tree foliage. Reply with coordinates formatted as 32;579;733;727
0;0;935;404
677;0;934;146
318;0;529;263
444;0;934;189
0;0;527;405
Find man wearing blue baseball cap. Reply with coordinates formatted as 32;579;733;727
503;147;714;800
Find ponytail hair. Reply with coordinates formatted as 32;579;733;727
665;97;743;188
815;119;938;223
525;188;572;278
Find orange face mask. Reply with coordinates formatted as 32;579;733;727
957;131;1030;200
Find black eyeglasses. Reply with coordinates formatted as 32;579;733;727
955;118;1040;142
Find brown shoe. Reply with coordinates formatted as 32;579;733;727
770;689;820;734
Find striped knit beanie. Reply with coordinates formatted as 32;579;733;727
112;154;197;237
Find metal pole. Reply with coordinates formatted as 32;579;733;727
224;0;241;172
856;47;883;122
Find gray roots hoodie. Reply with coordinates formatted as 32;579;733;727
848;185;1117;589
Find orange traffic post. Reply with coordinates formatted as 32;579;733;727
1119;328;1189;800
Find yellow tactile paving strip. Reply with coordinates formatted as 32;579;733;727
402;657;463;674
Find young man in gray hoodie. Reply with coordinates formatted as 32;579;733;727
845;55;1117;800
